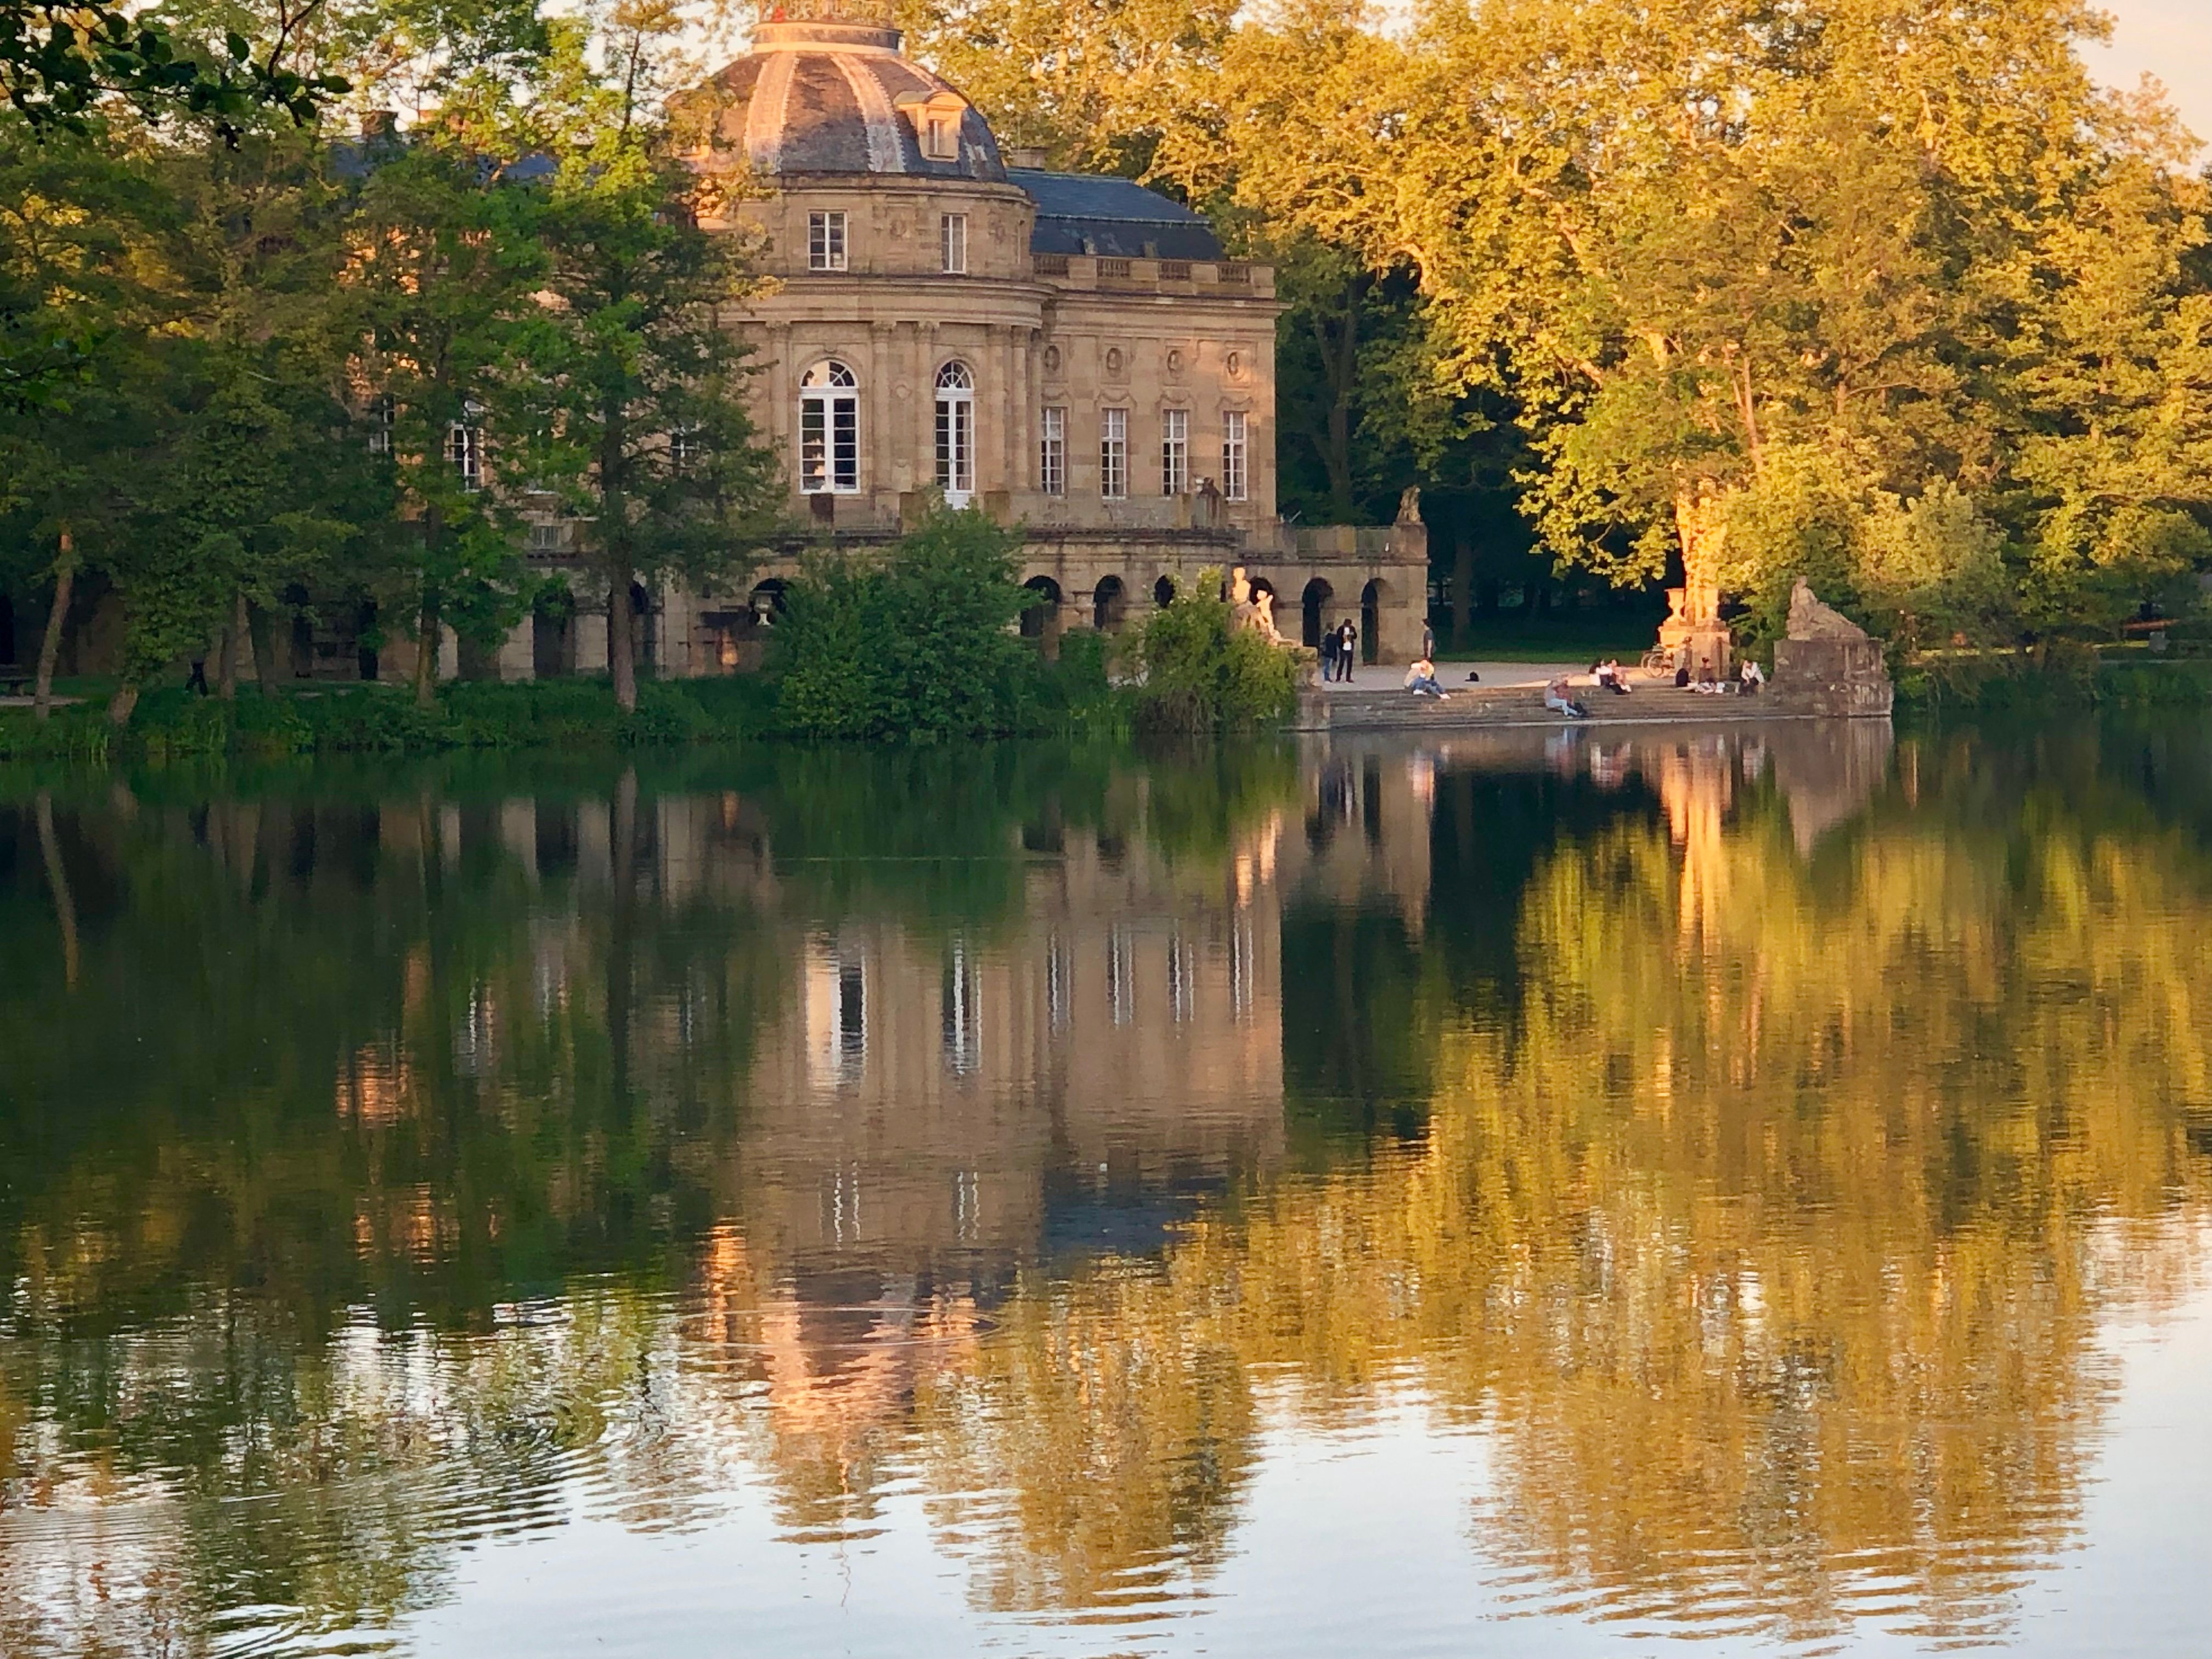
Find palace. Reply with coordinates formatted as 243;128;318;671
501;9;1429;682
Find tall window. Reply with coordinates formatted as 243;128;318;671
940;212;967;274
669;425;700;468
808;211;847;272
799;360;860;493
447;401;484;490
1160;408;1188;496
1222;409;1249;501
1039;406;1066;495
935;360;975;505
1100;407;1127;500
366;396;394;455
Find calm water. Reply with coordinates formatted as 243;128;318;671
2;720;2210;1657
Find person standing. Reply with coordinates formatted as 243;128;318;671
1321;622;1340;683
1338;619;1358;680
1421;618;1435;661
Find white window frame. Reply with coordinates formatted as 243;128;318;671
1161;407;1189;496
799;360;860;494
808;211;847;272
935;360;975;505
1039;405;1066;496
1100;407;1128;500
367;396;394;455
940;212;967;274
1222;409;1249;502
447;401;484;491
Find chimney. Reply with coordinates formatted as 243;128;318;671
1009;145;1048;170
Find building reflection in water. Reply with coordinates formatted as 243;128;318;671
0;721;2208;1657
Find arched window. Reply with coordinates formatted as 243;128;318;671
935;360;975;505
799;360;860;494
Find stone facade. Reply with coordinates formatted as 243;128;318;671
490;14;1430;682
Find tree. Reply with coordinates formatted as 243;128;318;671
1;0;346;131
345;133;544;703
501;10;777;712
899;0;1236;176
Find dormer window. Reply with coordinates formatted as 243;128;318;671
896;90;969;162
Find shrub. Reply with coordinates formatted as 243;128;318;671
1130;568;1299;733
771;506;1052;740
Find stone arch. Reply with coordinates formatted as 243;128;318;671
1360;578;1384;664
1301;578;1333;648
1093;575;1127;632
1153;574;1176;608
630;580;658;673
1021;574;1063;640
532;583;577;678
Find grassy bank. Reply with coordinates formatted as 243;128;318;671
1897;650;2212;713
1434;611;1666;662
0;668;1124;764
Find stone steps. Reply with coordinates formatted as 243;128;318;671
1292;685;1832;732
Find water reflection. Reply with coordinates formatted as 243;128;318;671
0;722;2208;1655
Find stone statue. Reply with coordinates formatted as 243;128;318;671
1252;588;1283;643
1396;485;1422;524
1786;578;1870;641
1772;577;1892;715
1228;564;1252;607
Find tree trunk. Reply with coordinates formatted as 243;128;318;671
248;601;281;688
33;531;75;723
35;791;79;990
217;591;246;700
1672;486;1729;624
607;567;637;712
107;682;139;727
413;591;442;708
1451;530;1475;647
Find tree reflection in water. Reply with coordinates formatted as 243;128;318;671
0;721;2207;1655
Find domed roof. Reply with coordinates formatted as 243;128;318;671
701;19;1006;182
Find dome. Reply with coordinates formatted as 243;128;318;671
701;19;1007;182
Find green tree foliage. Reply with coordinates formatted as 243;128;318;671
1130;566;1298;732
1;0;346;132
343;134;544;704
772;505;1050;740
498;5;779;712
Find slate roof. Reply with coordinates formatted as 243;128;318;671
702;36;1006;181
1009;170;1224;260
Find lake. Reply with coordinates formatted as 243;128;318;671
2;718;2209;1657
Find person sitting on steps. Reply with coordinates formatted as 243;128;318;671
1404;657;1449;699
1544;676;1589;719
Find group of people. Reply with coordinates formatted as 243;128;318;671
1590;658;1633;695
1318;619;1361;682
1672;655;1765;695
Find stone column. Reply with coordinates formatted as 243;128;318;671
988;324;1014;493
576;606;609;675
765;321;794;503
498;613;534;681
870;319;896;515
913;320;937;494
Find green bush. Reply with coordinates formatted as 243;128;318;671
771;506;1057;740
1130;567;1300;733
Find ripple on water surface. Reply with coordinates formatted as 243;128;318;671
2;725;2211;1656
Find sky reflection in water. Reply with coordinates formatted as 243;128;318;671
1;719;2209;1657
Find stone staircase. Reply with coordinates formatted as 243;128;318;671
1292;683;1830;732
